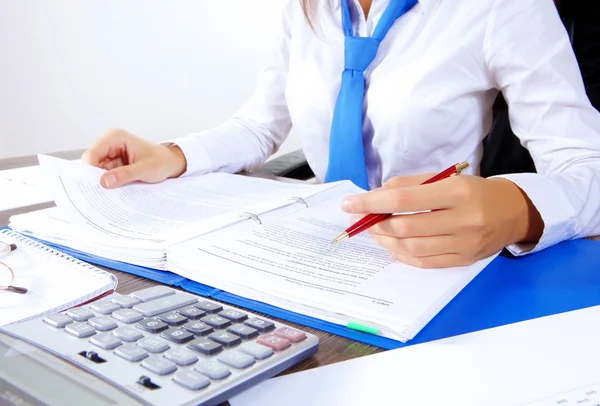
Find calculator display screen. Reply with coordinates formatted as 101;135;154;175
0;331;136;406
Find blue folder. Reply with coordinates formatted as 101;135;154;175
11;226;600;350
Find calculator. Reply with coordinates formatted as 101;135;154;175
0;286;319;406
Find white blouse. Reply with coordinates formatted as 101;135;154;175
171;0;600;255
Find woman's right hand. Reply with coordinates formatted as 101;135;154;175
81;129;187;189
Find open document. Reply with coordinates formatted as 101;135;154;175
10;155;336;268
10;155;498;342
167;183;497;342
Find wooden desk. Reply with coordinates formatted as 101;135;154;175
0;152;383;388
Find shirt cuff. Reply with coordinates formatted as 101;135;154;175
492;173;577;256
160;136;214;177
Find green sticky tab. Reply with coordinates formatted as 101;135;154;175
346;322;380;335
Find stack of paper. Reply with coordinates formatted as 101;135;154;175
10;155;498;342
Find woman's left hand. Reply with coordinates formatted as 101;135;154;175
340;174;544;268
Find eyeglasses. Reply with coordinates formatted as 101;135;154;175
0;242;28;294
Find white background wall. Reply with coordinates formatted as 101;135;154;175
0;1;300;160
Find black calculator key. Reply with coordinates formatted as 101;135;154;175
208;332;241;348
195;301;223;314
177;306;206;320
200;315;231;329
182;321;213;336
218;309;248;323
227;324;259;339
158;311;188;326
136;318;169;334
187;338;223;355
244;317;275;332
161;328;195;344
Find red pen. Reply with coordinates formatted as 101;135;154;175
333;161;469;243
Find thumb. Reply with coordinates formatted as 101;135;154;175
100;162;147;189
383;173;436;189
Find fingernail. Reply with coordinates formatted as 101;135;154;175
103;174;116;188
341;198;355;212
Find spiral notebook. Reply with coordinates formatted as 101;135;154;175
0;228;117;327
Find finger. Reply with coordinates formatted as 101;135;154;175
367;209;459;238
371;234;459;257
100;161;149;189
81;130;127;167
383;173;435;188
390;252;471;269
99;157;126;171
341;181;455;214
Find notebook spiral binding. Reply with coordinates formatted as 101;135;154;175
239;196;310;225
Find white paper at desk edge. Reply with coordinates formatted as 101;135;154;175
229;306;600;406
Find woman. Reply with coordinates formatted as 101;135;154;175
82;0;600;268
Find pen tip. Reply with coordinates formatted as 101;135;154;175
332;232;349;244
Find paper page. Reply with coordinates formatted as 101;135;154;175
37;154;336;243
229;306;600;406
0;231;114;326
169;183;496;340
0;165;52;211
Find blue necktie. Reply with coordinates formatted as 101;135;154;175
324;0;418;190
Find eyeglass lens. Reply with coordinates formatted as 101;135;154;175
0;243;27;294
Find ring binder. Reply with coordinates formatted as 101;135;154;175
239;212;262;224
289;196;308;207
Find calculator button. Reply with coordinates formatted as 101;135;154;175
141;356;177;375
115;344;149;362
157;311;188;326
88;316;118;331
161;328;195;344
133;294;197;317
173;370;210;390
187;338;223;355
195;301;223;314
112;309;143;324
218;309;248;323
217;351;255;369
256;334;291;351
66;308;95;322
131;286;175;302
136;318;169;334
164;348;198;366
182;321;213;336
239;342;274;360
227;324;259;339
244;318;275;332
274;327;307;343
113;327;144;342
208;332;241;348
195;361;231;380
90;300;120;315
111;296;140;308
65;322;96;338
90;333;122;350
43;313;73;328
177;306;206;320
200;315;230;329
137;337;170;353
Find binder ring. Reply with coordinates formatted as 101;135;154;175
289;196;308;207
239;212;262;224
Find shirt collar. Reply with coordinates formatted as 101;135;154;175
335;0;439;16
